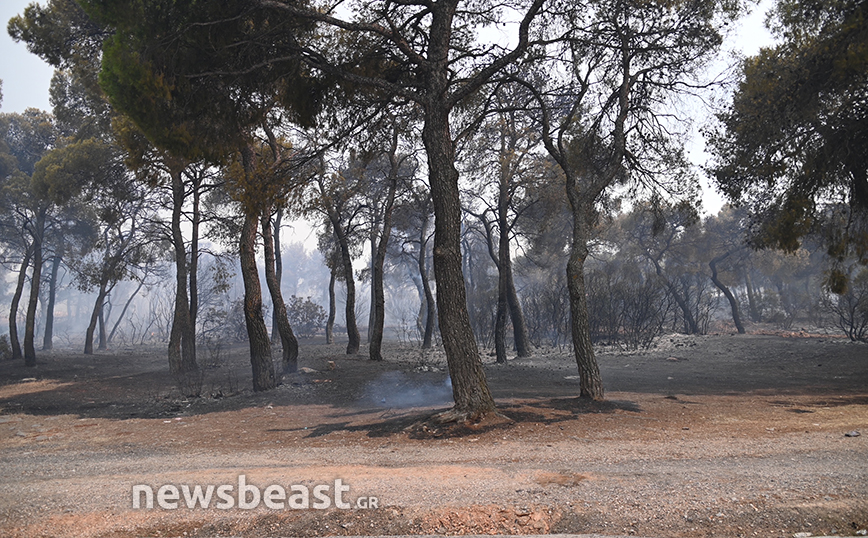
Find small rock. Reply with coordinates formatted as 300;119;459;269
857;530;867;536
21;378;37;382
844;430;861;437
793;532;812;538
298;367;318;374
327;361;336;370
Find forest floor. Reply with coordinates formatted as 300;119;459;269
0;330;866;538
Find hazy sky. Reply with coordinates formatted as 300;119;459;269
0;0;54;113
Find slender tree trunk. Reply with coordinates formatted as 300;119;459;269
240;209;276;391
369;149;399;361
108;278;145;344
189;172;200;334
418;214;436;349
262;209;299;374
710;254;746;334
565;203;604;400
84;281;109;354
423;102;495;418
326;267;336;344
42;254;61;350
271;209;284;345
10;245;34;361
167;165;197;374
97;299;108;350
24;209;46;367
744;269;761;322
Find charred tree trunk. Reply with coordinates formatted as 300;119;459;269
189;171;201;334
42;254;61;350
84;280;110;354
565;203;604;400
262;209;298;374
9;245;34;362
167;165;197;374
423;102;495;419
710;253;746;334
418;212;436;349
97;300;107;350
24;208;46;367
326;267;337;344
743;269;761;322
270;209;284;345
328;216;360;354
240;209;276;391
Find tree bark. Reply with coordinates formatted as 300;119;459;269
423;102;495;418
328;215;360;354
270;208;284;345
240;209;276;391
167;165;197;374
189;170;201;333
42;254;61;350
418;211;436;349
565;206;604;400
262;209;299;374
9;245;34;362
97;298;108;350
84;281;109;354
710;253;746;334
326;267;336;344
24;208;46;367
369;140;400;362
743;269;761;322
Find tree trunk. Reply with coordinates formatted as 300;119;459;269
418;213;436;349
97;298;108;350
743;269;761;322
24;208;46;367
42;254;61;350
240;209;276;391
84;281;110;354
189;171;201;334
565;208;604;400
270;209;284;345
369;148;399;362
108;278;145;344
167;165;197;374
262;209;298;374
9;245;34;361
423;103;495;418
326;267;336;344
710;254;746;334
330;218;360;354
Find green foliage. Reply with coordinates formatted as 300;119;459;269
286;296;326;338
709;0;868;264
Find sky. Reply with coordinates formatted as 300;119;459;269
0;0;776;212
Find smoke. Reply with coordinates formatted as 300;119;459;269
360;371;453;408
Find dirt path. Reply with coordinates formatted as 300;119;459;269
0;334;866;538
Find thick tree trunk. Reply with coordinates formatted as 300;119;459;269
262;210;298;374
710;254;746;334
565;210;604;400
9;245;34;362
270;209;283;345
42;254;61;350
330;218;360;354
326;267;336;344
24;209;46;367
240;210;276;391
167;166;197;374
423;104;495;418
